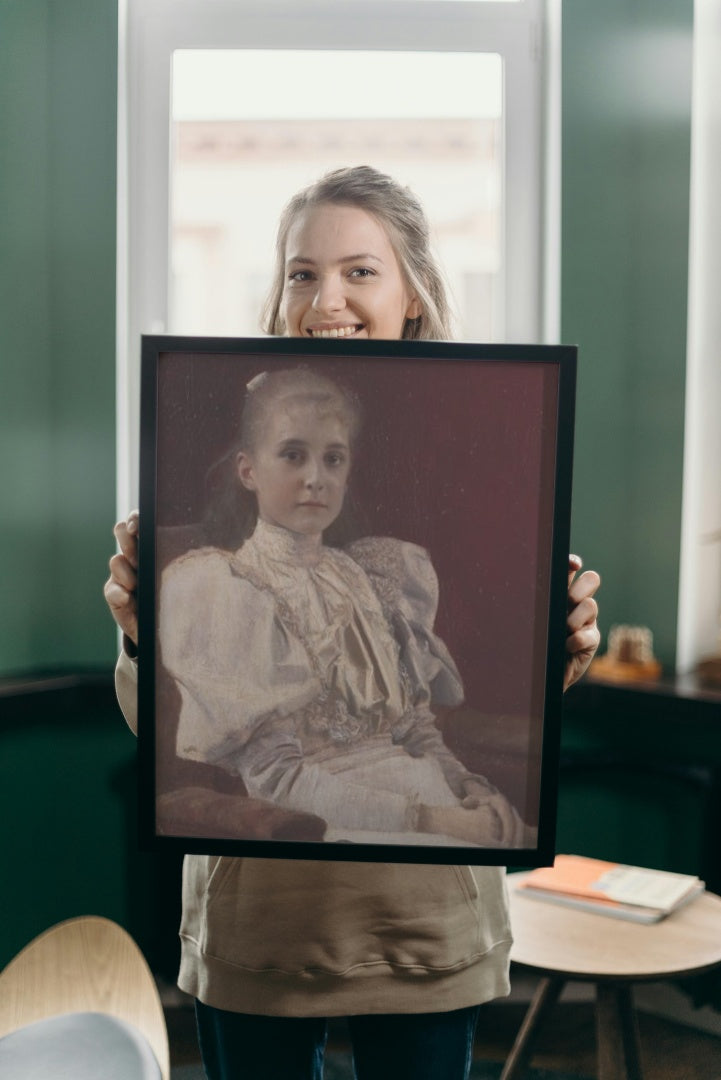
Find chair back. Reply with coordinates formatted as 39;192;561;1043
0;915;170;1080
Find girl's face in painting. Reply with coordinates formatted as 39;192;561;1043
237;398;351;538
281;203;421;341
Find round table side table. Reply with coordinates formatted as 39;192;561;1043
502;872;721;1080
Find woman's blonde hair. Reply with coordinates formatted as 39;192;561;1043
262;165;454;341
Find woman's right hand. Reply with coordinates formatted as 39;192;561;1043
103;510;139;646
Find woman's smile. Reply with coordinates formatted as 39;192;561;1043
306;323;364;339
281;204;421;341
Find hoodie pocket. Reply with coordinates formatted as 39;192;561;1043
183;855;509;976
453;864;480;905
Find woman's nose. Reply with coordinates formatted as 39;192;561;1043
312;274;345;314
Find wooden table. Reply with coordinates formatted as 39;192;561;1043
503;873;721;1080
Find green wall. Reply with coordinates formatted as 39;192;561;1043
0;0;133;967
562;0;693;669
0;0;118;675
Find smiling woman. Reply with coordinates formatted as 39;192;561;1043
263;167;450;341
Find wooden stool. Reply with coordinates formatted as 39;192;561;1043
502;873;721;1080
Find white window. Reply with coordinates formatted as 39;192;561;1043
117;0;558;510
169;49;504;343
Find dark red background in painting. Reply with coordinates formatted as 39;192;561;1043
155;351;559;721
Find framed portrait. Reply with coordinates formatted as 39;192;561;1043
137;336;576;866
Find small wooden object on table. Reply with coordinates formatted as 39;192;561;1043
590;624;662;684
502;873;721;1080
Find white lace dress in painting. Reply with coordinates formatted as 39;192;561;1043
159;519;516;846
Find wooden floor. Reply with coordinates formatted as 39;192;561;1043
166;993;721;1079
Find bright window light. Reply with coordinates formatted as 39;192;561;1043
170;50;504;342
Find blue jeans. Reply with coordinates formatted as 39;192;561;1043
195;1000;481;1080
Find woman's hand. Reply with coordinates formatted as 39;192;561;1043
565;554;601;691
461;779;519;838
418;802;502;845
418;782;527;844
103;510;139;646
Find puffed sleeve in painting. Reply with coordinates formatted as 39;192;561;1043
346;538;506;808
159;548;320;766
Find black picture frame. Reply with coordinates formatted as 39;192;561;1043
138;335;576;866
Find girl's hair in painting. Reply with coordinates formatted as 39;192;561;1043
202;366;367;550
262;165;454;342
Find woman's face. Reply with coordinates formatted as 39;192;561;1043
237;398;351;537
281;203;421;341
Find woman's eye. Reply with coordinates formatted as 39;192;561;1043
282;449;303;463
349;267;374;279
288;269;313;283
326;453;347;467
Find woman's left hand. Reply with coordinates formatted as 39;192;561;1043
564;554;601;691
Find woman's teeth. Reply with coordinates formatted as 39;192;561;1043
310;325;360;338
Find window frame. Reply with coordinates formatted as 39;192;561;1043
676;0;721;674
117;0;558;510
